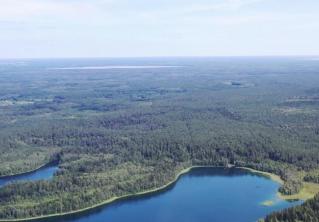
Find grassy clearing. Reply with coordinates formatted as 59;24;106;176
278;182;319;200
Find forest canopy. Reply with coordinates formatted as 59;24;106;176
0;57;319;220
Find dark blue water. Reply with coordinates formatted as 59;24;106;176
38;167;301;222
0;165;58;187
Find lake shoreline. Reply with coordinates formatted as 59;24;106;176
0;162;54;179
240;167;319;201
0;165;306;222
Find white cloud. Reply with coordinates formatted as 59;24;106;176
181;0;263;13
0;0;103;22
0;0;263;22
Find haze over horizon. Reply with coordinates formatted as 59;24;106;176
1;0;319;59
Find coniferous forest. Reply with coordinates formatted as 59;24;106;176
264;194;319;222
0;57;319;221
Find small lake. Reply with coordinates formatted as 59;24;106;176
0;165;58;188
36;167;301;222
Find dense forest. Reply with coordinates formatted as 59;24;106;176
264;194;319;222
0;57;319;220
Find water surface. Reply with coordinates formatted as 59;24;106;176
0;165;58;187
38;167;301;222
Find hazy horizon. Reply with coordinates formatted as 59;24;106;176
1;55;319;61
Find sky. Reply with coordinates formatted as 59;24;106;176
0;0;319;58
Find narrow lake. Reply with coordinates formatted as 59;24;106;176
35;167;301;222
0;165;58;188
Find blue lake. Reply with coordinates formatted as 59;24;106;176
34;167;302;222
0;165;58;188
